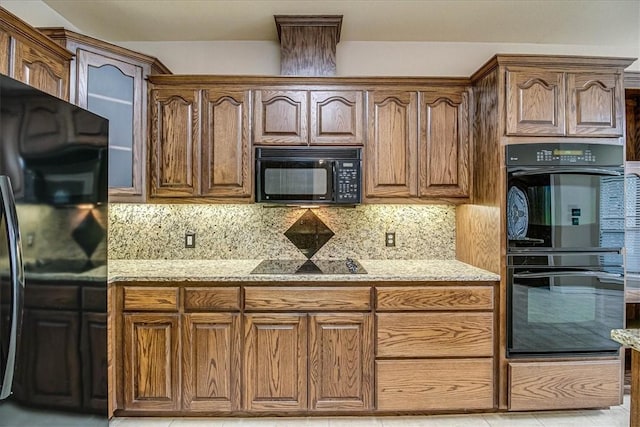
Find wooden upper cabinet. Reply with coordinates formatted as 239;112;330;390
201;89;251;199
366;91;418;198
310;90;364;145
419;89;470;198
567;72;624;136
149;88;200;197
182;313;241;412
309;313;373;411
39;28;172;202
254;90;308;145
505;69;565;135
0;9;72;100
243;313;307;411
12;39;69;99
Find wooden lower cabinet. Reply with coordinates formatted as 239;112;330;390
309;313;374;411
123;313;180;411
182;313;241;411
508;360;622;411
377;359;494;411
243;313;308;411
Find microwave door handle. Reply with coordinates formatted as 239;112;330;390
510;167;622;177
0;176;24;400
513;271;622;280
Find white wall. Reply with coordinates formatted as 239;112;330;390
2;0;638;76
118;40;639;76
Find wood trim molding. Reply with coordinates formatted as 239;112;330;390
38;27;171;73
0;7;73;60
626;71;640;89
274;15;342;42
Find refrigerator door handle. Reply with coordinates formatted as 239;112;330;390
0;176;24;400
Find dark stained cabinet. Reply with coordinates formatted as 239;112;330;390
243;313;308;411
149;88;200;197
419;89;470;198
366;90;418;198
182;312;241;411
201;89;252;199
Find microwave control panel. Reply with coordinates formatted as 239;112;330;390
335;160;361;203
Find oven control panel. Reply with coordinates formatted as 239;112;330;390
506;143;623;167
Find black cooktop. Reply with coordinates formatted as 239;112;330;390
251;259;367;275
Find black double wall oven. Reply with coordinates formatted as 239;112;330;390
506;143;624;358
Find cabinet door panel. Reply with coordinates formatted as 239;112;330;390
183;313;241;411
149;89;200;197
21;309;82;408
81;312;108;411
244;314;307;411
12;39;69;100
123;313;179;411
254;90;308;145
309;313;373;411
506;69;565;135
310;91;364;145
201;89;251;198
77;50;145;199
0;29;9;75
366;91;418;198
567;72;624;136
420;89;470;198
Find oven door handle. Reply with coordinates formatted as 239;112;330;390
513;271;623;280
510;167;622;177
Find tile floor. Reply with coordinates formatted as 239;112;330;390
109;395;631;427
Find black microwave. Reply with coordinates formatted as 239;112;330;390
255;147;362;205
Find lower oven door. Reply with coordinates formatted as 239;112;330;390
508;267;624;357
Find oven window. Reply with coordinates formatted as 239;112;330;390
509;270;623;356
507;173;624;251
264;168;328;196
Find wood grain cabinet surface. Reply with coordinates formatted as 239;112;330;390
254;89;364;146
419;89;471;198
366;90;418;198
505;67;625;137
0;8;72;100
149;88;200;197
39;28;172;202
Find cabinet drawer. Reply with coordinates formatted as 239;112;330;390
377;359;494;411
377;312;493;357
244;287;371;311
123;287;179;312
509;360;622;410
376;285;494;311
184;287;240;311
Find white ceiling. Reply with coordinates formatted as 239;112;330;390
37;0;640;47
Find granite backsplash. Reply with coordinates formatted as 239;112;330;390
108;203;456;260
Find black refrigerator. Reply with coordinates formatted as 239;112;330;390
0;74;108;426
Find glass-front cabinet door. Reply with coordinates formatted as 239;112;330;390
77;51;143;200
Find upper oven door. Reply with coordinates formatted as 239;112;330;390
256;158;333;204
507;167;624;253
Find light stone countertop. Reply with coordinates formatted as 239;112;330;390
107;259;499;283
611;329;640;351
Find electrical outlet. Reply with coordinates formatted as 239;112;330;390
185;232;196;248
385;232;396;247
